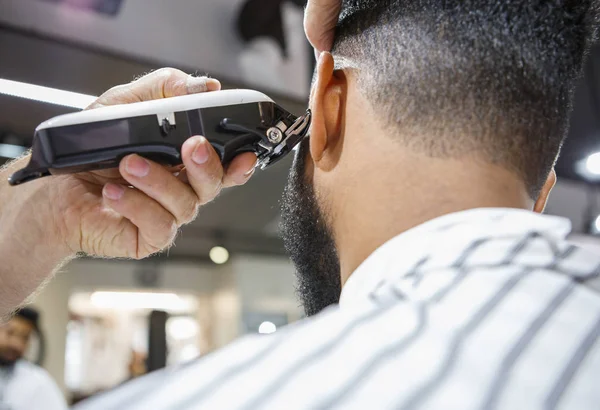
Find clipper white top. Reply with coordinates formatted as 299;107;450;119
36;89;273;131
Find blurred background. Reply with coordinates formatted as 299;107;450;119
1;0;600;406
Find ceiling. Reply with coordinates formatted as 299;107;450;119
2;3;600;263
0;0;312;100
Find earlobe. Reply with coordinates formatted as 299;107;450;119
308;53;346;169
534;169;557;213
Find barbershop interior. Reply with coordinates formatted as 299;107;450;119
1;0;600;408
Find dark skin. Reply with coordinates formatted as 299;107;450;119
305;53;557;286
0;317;35;365
281;51;560;317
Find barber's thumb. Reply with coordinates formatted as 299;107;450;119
135;68;222;100
185;76;222;94
162;74;221;98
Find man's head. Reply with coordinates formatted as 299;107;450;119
332;0;599;198
283;0;599;316
0;308;39;365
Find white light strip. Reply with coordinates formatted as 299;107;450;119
0;78;97;109
0;143;27;159
90;291;194;311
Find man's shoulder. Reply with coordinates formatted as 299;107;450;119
15;359;45;376
12;360;67;409
74;274;600;410
14;360;56;386
74;303;391;409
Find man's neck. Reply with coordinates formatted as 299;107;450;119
333;150;534;286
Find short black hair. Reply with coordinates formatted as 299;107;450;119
14;307;39;330
333;0;600;197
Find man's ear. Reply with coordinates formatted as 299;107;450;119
309;52;346;170
534;169;557;213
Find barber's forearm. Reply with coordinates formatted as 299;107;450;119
0;157;74;318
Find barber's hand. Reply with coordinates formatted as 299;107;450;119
304;0;342;53
48;68;257;259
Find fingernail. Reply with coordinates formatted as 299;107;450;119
187;76;221;93
192;137;210;165
205;78;221;91
244;166;256;177
103;184;125;201
126;155;150;177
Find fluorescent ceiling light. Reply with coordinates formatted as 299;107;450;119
90;291;195;311
0;78;96;109
575;151;600;182
586;153;600;176
258;321;277;334
209;246;230;265
0;143;27;159
167;317;199;340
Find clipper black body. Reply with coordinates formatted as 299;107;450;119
9;89;311;186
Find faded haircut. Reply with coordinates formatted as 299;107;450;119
332;0;600;197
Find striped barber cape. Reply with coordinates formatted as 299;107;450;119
76;208;600;410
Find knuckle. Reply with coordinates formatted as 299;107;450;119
132;251;147;261
138;219;177;257
188;163;223;186
159;224;179;251
179;202;200;225
197;178;222;205
207;167;222;185
155;68;186;97
149;170;172;193
156;67;185;85
213;179;224;197
155;67;180;78
157;217;178;239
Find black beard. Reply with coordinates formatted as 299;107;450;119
0;357;17;367
280;140;342;317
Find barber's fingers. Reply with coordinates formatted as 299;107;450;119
180;136;256;203
177;152;257;189
87;68;221;109
106;136;256;255
128;68;221;100
223;152;257;187
102;184;178;258
304;0;343;52
118;155;200;226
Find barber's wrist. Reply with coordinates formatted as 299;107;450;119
0;156;75;261
0;159;74;314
